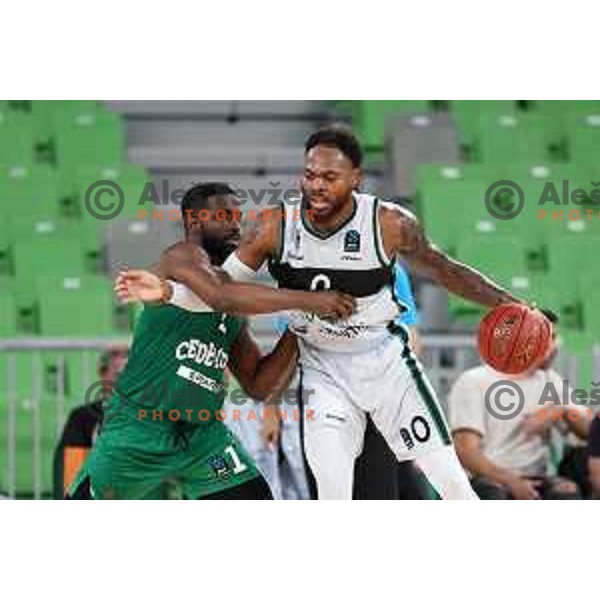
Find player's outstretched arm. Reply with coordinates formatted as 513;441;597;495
381;206;521;308
160;243;354;318
119;243;355;319
228;326;298;402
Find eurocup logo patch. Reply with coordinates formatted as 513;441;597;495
208;455;230;480
344;229;361;252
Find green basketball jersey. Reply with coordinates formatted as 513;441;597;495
84;301;263;499
104;303;244;430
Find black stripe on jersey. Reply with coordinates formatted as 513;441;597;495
268;262;392;297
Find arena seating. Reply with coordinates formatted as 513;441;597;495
0;100;598;497
0;102;148;340
0;101;325;496
352;99;598;391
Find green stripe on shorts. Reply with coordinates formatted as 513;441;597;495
390;323;452;445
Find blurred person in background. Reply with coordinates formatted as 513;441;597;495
53;346;128;499
224;364;311;500
586;417;600;498
449;311;589;499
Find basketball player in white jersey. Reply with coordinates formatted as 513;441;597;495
146;126;534;499
215;124;535;500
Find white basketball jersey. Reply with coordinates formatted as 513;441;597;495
269;192;405;352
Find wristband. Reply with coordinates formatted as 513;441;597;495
159;278;173;303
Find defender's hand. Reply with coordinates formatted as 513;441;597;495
114;270;169;304
308;291;356;321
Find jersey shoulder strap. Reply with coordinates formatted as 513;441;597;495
372;196;395;268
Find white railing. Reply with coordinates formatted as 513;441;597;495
0;336;597;499
0;338;129;499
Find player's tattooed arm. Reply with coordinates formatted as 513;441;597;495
380;206;521;308
156;242;355;318
228;326;299;402
234;210;281;271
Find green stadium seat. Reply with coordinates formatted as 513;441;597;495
417;174;525;252
6;101;32;113
458;235;529;281
579;273;600;336
0;163;59;200
0;164;62;225
494;162;587;186
7;217;102;276
515;178;568;244
566;112;600;163
542;198;600;239
37;275;118;336
0;291;18;336
354;100;432;151
532;100;600;118
0;112;35;165
511;164;598;237
415;163;561;252
449;101;516;155
417;174;485;250
0;274;31;333
71;163;152;221
54;110;125;171
0;274;15;291
0;219;10;274
525;274;581;332
31;100;99;139
12;234;88;315
499;174;600;244
450;235;530;320
546;236;597;282
531;101;600;143
13;233;86;280
69;163;149;195
478;113;556;164
8;215;69;240
416;163;499;188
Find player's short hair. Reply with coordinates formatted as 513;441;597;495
181;182;235;214
305;124;363;168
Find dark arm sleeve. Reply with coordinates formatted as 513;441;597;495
588;417;600;458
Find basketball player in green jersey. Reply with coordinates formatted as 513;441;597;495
71;182;354;500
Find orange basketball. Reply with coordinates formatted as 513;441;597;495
477;303;553;375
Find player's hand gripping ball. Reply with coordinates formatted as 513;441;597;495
478;303;553;375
